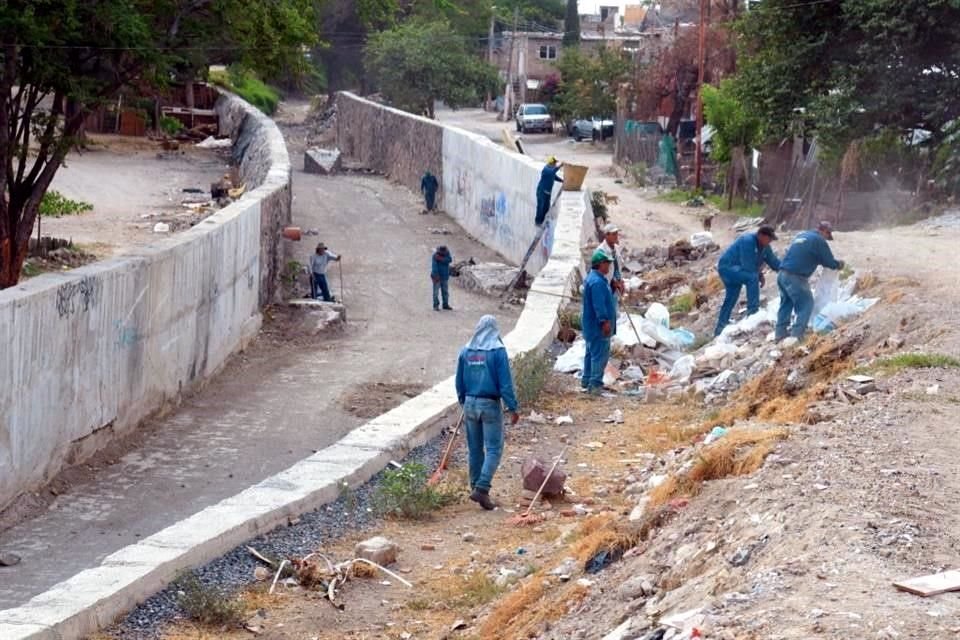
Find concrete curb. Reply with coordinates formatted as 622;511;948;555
0;112;590;640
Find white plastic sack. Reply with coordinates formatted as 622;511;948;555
640;318;686;350
702;342;738;363
812;268;840;317
625;276;644;292
554;338;586;373
645;302;671;328
813;296;879;333
690;231;714;248
196;136;233;149
668;354;696;382
614;313;657;349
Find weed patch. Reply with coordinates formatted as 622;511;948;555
174;574;246;628
210;67;281;115
669;291;695;315
867;352;960;374
513;350;553;407
374;462;456;519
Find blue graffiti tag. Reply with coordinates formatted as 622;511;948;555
114;320;141;348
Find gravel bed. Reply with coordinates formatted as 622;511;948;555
110;434;453;639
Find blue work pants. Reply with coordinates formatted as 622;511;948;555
463;397;504;491
581;337;611;390
776;271;814;340
714;267;760;336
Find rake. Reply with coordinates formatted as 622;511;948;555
506;445;568;527
427;412;464;486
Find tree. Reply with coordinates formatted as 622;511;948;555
702;80;762;207
563;0;580;46
734;0;960;162
551;47;630;125
0;0;316;288
365;20;500;118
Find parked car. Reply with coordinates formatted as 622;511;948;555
570;116;615;142
515;103;554;133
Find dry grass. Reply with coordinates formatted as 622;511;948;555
649;427;788;507
622;409;713;453
478;576;549;638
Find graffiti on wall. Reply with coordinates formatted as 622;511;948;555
114;320;141;348
56;276;100;318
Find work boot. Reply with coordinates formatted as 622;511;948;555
469;488;497;511
442;305;453;311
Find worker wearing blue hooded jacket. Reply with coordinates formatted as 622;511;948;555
535;156;563;225
776;221;845;341
455;315;519;511
581;250;617;395
714;225;781;336
421;171;439;213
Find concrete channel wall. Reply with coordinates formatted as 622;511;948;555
0;95;589;640
337;93;559;274
0;93;292;513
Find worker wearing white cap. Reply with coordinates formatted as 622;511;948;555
597;222;624;338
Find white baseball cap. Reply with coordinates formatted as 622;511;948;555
602;222;620;234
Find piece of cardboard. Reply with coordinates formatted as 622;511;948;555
893;570;960;597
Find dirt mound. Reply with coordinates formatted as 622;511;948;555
340;382;428;419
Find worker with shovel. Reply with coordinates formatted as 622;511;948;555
535;156;563;226
714;224;781;336
310;242;342;302
455;315;519;510
776;221;845;341
581;250;616;395
598;222;625;326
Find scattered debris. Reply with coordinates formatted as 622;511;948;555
354;536;400;566
196;136;232;149
153;222;170;233
304;147;342;174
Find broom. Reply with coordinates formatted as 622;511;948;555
427;412;464;486
507;445;568;527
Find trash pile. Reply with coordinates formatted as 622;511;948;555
554;264;879;406
621;235;720;276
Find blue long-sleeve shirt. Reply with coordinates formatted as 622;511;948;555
455;346;518;412
421;173;438;195
431;250;452;280
537;165;562;196
717;231;780;275
581;268;616;342
780;230;842;278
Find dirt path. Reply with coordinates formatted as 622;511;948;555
43;135;229;257
0;105;517;610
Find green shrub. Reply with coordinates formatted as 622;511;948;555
558;308;582;331
175;574;245;627
210;67;281;115
513;349;553;407
628;162;647;186
668;291;695;314
374;462;455;519
160;115;184;136
39;190;92;217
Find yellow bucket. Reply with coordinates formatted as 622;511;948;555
562;163;588;191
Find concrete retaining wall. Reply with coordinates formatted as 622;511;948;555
0;94;291;512
337;94;559;274
0;96;589;640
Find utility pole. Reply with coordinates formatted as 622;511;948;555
486;8;496;111
519;33;527;105
694;0;707;190
501;6;519;121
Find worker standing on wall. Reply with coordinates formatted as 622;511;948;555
421;171;439;213
535;156;563;226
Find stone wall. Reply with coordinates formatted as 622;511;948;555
0;93;291;512
336;94;560;273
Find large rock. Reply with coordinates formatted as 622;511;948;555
521;456;567;496
354;536;399;566
457;262;521;296
304;147;342;174
287;299;346;334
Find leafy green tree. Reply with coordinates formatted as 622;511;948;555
735;0;960;162
365;20;500;118
702;81;762;208
550;47;629;125
563;0;581;46
0;0;316;288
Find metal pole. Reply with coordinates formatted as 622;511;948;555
486;9;496;111
694;0;707;191
502;7;519;121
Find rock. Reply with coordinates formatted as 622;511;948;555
304;147;342;174
451;620;468;631
629;498;650;522
550;557;579;578
287;299;347;334
253;566;271;581
618;575;657;601
624;482;645;495
496;567;520;587
354;536;399;566
728;546;752;567
521;457;567;495
647;474;667;490
462;532;477;543
593;486;609;498
457;262;521;296
152;222;170;233
0;552;21;567
420;543;436;551
576;578;595;588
